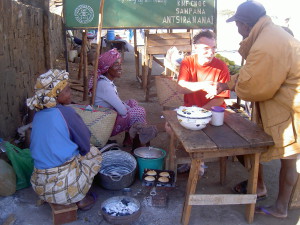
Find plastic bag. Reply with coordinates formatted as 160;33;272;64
166;46;185;67
4;142;34;190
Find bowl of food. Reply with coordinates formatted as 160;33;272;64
176;106;212;130
101;196;141;225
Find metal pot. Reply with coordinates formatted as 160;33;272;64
97;150;137;190
101;196;141;225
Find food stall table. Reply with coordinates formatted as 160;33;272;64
162;110;274;225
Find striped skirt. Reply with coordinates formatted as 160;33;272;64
30;146;102;205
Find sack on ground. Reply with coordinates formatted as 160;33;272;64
70;104;117;147
0;159;16;196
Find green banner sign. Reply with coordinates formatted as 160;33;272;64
64;0;216;29
64;0;100;28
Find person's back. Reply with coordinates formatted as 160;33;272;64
30;107;78;169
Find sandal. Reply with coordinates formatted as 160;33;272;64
232;180;267;201
177;164;190;174
255;206;287;218
77;192;97;211
232;180;248;194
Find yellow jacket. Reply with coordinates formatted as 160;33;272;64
229;16;300;161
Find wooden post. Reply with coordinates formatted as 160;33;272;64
134;29;140;83
181;159;201;225
82;31;88;101
91;0;105;105
43;0;52;70
78;41;84;80
142;30;149;90
63;25;69;72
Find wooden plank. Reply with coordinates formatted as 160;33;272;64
245;153;260;223
163;111;217;152
148;38;191;47
152;56;164;67
203;124;249;149
188;194;257;205
70;79;82;84
71;86;84;92
224;110;274;148
147;45;192;55
148;33;191;40
182;159;201;225
49;203;78;214
191;147;267;159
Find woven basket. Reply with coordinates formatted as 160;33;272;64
155;76;184;108
70;104;117;148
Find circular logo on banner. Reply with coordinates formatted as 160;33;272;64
74;5;94;24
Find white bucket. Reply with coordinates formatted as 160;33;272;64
68;50;78;62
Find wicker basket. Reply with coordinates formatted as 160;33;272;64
155;76;184;108
70;104;117;147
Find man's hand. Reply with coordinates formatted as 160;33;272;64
203;83;217;99
216;83;229;94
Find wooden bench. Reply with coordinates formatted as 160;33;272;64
49;203;78;225
137;31;192;101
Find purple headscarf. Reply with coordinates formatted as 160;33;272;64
89;48;121;92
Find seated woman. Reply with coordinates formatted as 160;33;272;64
89;49;156;149
27;69;102;210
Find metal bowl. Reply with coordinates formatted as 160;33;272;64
176;106;212;130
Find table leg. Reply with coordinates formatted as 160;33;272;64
145;54;153;101
142;54;148;90
220;157;227;185
167;131;176;171
181;159;201;225
245;153;260;223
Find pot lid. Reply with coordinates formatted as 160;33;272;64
176;106;212;119
211;106;225;112
134;147;164;159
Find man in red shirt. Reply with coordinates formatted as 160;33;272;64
177;30;230;109
175;30;230;174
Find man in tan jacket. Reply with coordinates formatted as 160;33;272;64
218;0;300;218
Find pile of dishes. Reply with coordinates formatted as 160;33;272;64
176;106;212;130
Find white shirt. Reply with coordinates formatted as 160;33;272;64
95;75;128;116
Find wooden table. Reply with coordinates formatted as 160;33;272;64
163;110;274;225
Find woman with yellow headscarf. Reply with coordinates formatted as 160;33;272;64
27;69;102;210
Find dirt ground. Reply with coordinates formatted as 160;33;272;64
1;50;300;225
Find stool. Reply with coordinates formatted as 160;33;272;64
49;203;78;225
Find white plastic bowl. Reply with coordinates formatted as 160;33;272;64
176;106;212;130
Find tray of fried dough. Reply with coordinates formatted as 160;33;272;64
142;169;175;187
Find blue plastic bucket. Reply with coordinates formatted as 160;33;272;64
107;30;115;40
134;148;166;180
